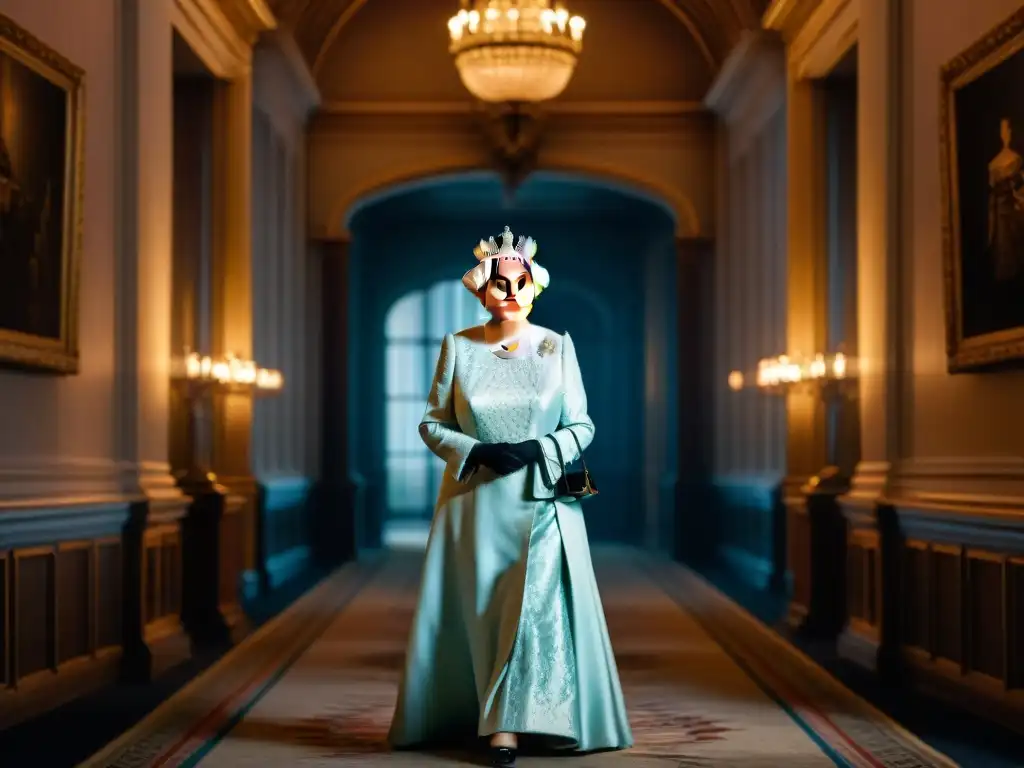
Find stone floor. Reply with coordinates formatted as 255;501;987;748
77;549;959;767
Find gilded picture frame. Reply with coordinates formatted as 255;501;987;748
0;13;84;374
939;8;1024;372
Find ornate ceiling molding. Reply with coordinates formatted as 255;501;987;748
311;0;369;76
275;0;765;78
763;0;857;78
173;0;277;77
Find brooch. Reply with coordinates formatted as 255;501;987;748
537;337;556;357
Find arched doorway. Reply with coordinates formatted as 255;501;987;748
330;171;681;552
382;280;486;547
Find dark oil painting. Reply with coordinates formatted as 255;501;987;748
942;9;1024;370
0;14;83;374
0;54;67;339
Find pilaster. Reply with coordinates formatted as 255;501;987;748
115;0;191;680
837;0;904;673
783;67;829;501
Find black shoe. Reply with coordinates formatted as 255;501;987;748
489;745;516;767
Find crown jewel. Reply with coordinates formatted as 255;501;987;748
473;225;537;263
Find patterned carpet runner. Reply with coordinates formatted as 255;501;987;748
78;549;958;767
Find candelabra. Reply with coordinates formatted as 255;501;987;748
170;350;284;485
727;350;857;400
173;351;284;395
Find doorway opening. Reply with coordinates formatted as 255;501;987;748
383;280;486;548
338;171;679;552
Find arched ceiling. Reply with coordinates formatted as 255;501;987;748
268;0;769;79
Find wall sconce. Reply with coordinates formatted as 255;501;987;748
727;351;857;398
172;350;284;396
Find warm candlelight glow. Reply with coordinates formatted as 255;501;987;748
177;350;284;393
730;350;858;394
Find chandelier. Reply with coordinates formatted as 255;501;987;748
447;1;586;104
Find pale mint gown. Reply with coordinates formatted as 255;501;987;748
388;323;632;752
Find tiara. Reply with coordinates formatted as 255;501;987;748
473;225;538;263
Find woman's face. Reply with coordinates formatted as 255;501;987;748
481;258;536;321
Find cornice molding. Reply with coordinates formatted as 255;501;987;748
227;0;277;42
764;0;857;79
173;0;277;79
704;30;784;124
260;29;321;117
789;0;857;79
762;0;818;41
317;99;708;117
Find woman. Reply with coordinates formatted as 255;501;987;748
987;117;1024;284
388;227;632;767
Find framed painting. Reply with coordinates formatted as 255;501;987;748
0;13;83;374
940;8;1024;372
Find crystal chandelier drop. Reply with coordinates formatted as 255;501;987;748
447;1;587;104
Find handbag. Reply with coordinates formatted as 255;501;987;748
551;429;598;501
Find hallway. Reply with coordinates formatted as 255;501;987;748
79;552;953;768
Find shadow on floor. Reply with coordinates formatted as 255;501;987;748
685;559;1024;768
0;564;334;768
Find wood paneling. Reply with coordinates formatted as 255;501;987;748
846;528;879;628
96;542;122;650
2;539;123;691
0;551;7;686
57;543;91;664
787;504;811;622
898;540;1024;730
220;501;245;608
15;548;55;678
143;528;182;630
1010;559;1024;689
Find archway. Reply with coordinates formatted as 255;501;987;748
381;279;487;548
328;171;682;551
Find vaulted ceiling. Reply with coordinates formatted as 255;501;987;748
267;0;769;79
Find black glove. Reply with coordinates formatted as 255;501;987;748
503;439;543;468
469;442;521;476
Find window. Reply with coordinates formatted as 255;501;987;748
384;281;486;518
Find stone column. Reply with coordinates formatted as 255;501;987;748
115;0;190;679
209;69;257;628
838;0;904;672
